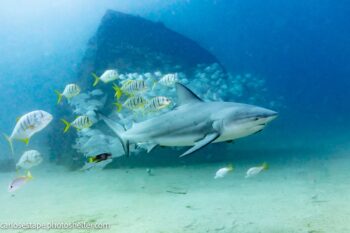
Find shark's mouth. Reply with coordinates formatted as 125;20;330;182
253;129;264;135
249;123;267;134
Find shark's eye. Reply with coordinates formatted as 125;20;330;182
254;117;259;121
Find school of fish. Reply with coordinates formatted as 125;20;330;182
3;67;274;193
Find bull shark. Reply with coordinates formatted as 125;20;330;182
101;83;278;157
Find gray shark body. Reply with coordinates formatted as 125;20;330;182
101;83;277;157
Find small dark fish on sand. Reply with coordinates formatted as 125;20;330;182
87;153;112;163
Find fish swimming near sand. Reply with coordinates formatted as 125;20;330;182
101;83;278;157
61;116;93;133
16;150;43;170
245;162;269;178
92;69;119;86
8;171;33;192
80;153;113;171
214;164;234;179
55;84;81;104
87;153;112;163
4;110;53;154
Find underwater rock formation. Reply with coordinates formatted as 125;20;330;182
78;10;221;81
49;10;272;169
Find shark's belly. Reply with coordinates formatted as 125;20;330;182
125;115;211;146
215;125;265;143
129;128;206;146
155;134;199;146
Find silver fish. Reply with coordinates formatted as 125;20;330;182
114;96;148;112
8;171;33;192
55;84;81;104
16;150;43;170
113;80;147;99
4;110;53;154
92;69;119;86
144;96;171;112
61;116;93;133
89;89;104;96
245;163;269;178
158;73;178;87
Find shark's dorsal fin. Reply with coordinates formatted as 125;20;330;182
176;83;203;106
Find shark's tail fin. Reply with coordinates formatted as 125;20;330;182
99;114;129;157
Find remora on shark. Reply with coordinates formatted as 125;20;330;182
101;83;278;157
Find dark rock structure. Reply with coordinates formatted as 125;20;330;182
49;10;228;169
78;10;220;84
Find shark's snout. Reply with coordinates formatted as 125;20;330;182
250;107;278;125
257;109;278;124
264;109;278;119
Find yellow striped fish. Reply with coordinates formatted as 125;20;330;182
113;80;147;100
145;96;172;112
61;116;93;133
114;96;148;112
4;110;53;154
158;73;178;87
54;84;81;104
92;69;119;86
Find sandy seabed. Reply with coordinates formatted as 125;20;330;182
0;150;349;233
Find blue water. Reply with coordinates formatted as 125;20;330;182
1;0;348;139
0;1;349;232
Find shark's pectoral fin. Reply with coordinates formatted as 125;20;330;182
179;132;220;157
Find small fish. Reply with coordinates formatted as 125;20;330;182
88;89;104;96
144;96;172;112
87;153;112;163
61;116;93;133
80;158;113;171
119;74;126;80
16;150;43;170
214;164;234;179
92;69;119;86
146;168;154;176
154;71;162;77
113;80;147;99
8;171;33;192
144;73;153;79
4;110;53;154
245;162;269;178
114;96;148;112
54;84;81;104
158;73;179;87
